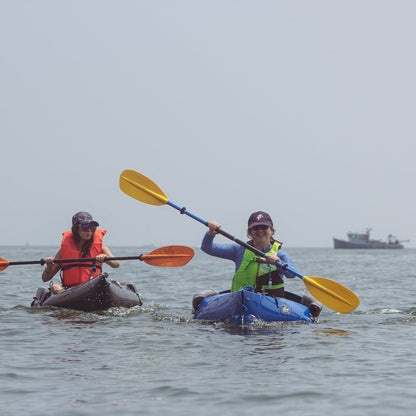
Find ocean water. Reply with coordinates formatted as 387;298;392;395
1;245;415;416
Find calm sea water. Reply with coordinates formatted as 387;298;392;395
1;245;415;416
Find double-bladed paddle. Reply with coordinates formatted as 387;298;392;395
0;245;194;272
119;169;360;313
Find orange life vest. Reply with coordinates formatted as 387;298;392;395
60;229;107;287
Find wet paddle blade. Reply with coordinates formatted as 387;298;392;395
0;258;10;272
302;276;360;313
140;245;194;267
119;169;168;206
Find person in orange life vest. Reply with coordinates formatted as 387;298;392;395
42;212;119;293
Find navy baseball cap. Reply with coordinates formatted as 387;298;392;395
72;212;99;226
248;211;273;229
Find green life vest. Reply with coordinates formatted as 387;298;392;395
231;241;284;293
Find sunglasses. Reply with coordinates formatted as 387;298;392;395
79;223;97;232
252;225;269;231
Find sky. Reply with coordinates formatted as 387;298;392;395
1;1;416;249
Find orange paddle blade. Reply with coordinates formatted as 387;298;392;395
0;258;10;272
140;245;194;267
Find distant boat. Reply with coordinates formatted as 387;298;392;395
333;228;407;249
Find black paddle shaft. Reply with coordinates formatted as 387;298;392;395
168;200;289;269
8;256;143;266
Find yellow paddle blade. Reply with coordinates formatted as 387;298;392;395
302;276;360;313
119;169;169;206
141;245;194;267
0;258;10;272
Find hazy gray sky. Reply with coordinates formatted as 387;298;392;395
1;1;415;249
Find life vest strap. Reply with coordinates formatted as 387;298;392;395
61;263;103;272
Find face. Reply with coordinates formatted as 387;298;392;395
78;223;97;240
249;225;273;245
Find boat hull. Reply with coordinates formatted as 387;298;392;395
333;238;403;249
193;288;318;325
31;273;142;311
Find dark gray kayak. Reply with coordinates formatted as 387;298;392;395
31;273;142;311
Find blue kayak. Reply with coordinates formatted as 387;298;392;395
192;287;322;325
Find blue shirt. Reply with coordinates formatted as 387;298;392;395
201;232;296;277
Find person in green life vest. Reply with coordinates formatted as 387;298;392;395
201;211;296;297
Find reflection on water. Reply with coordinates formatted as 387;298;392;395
311;327;356;337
